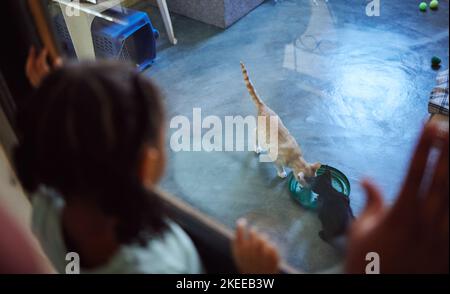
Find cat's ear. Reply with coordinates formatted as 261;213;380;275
311;162;321;172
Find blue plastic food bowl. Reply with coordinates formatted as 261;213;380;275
289;165;351;210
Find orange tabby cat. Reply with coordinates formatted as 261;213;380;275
241;62;321;186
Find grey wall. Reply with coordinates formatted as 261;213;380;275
149;0;264;28
223;0;264;28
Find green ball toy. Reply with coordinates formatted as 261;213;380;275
431;56;442;67
419;2;428;11
430;0;439;10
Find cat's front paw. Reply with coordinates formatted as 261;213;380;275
277;170;288;178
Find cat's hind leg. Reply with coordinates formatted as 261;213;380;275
254;127;266;154
275;164;287;178
254;127;262;154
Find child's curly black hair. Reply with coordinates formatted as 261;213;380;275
14;61;168;245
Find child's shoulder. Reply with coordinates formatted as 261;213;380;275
31;186;65;211
31;187;65;227
119;220;204;274
81;220;204;274
29;187;204;274
29;186;67;272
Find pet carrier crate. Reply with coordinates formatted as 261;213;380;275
91;7;159;71
53;7;159;70
52;13;77;58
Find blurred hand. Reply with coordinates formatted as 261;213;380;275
25;47;62;88
232;218;280;274
0;203;55;274
346;123;449;274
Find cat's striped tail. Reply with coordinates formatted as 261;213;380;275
240;62;264;107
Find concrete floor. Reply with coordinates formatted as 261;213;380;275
142;0;449;272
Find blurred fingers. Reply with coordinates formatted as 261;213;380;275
424;131;449;230
248;227;262;252
53;57;63;68
25;47;36;77
361;179;384;216
262;241;280;274
37;48;50;75
398;124;438;205
234;218;247;247
26;47;39;86
232;219;280;274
